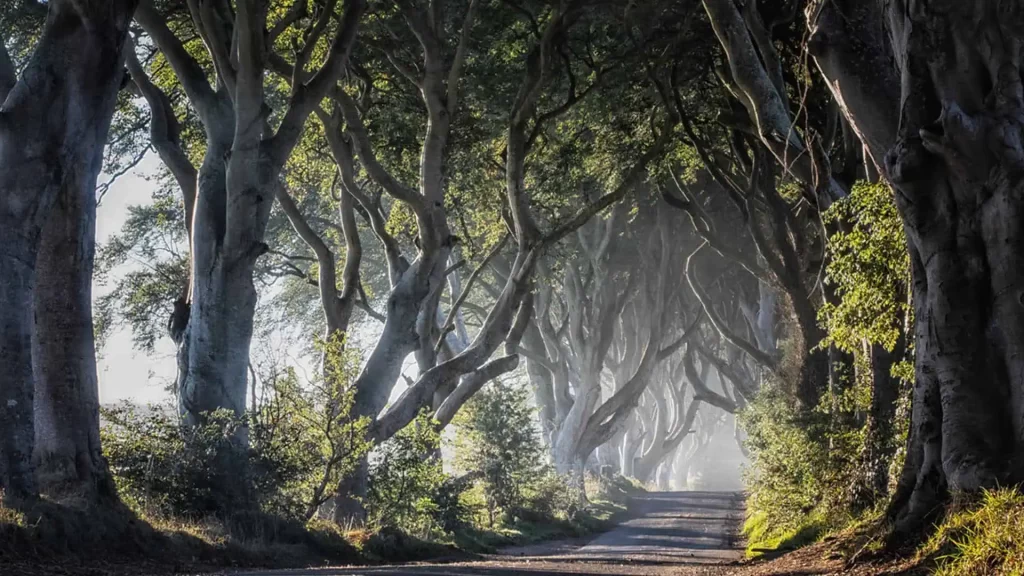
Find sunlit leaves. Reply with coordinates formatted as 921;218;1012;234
819;181;910;353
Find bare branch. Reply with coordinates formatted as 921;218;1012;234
332;88;426;215
317;107;408;284
96;144;150;207
276;184;341;321
265;0;367;169
433;355;520;429
686;243;777;371
446;0;479;118
186;0;237;96
434;234;510;353
683;348;737;413
125;39;199;235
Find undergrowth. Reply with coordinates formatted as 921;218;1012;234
918;488;1024;576
8;378;629;573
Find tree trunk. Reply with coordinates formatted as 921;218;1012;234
552;380;600;475
810;0;1024;533
331;249;451;522
0;0;136;503
621;424;640;478
176;143;257;428
852;340;903;508
32;168;113;500
522;319;558;444
657;457;672;491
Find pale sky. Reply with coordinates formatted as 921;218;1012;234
95;152;178;405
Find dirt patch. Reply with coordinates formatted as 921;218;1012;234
714;537;929;576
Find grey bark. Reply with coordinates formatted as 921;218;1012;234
634;376;701;483
135;0;365;435
809;0;1024;533
0;0;137;502
32;154;111;499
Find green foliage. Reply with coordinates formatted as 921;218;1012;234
94;183;189;353
366;411;452;538
252;334;372;519
820;180;910;354
454;381;546;524
102;405;245;517
921;489;1024;576
738;382;859;557
102;334;370;521
738;182;920;559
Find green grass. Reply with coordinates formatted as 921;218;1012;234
918;488;1024;576
741;510;828;559
446;498;625;555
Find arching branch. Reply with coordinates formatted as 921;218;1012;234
686;243;778;371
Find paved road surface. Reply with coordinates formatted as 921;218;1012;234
235;491;745;576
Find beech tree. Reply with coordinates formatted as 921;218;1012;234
320;0;676;519
132;0;365;433
808;0;1024;533
530;201;700;489
0;0;138;502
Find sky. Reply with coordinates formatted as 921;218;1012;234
95;152;178;405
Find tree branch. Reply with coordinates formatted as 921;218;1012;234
135;0;222;123
125;39;199;237
332;88;426;215
433;355;520;429
445;0;479;118
541;127;673;249
686;243;777;371
434;234;509;354
265;0;366;169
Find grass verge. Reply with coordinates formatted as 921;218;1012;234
916;488;1024;576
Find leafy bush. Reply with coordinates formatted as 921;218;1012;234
366;412;458;538
102;405;251;517
738;381;860;555
454;381;549;525
820;180;910;354
102;334;370;522
739;180;916;557
521;469;576;521
251;335;372;519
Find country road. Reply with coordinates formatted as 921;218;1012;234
233;491;745;576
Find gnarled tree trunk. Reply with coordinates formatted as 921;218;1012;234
32;164;113;500
810;0;1024;533
0;0;136;503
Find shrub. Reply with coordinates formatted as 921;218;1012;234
738;381;860;555
738;180;916;557
366;412;455;538
101;404;250;518
454;381;547;525
251;335;372;519
101;334;371;522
